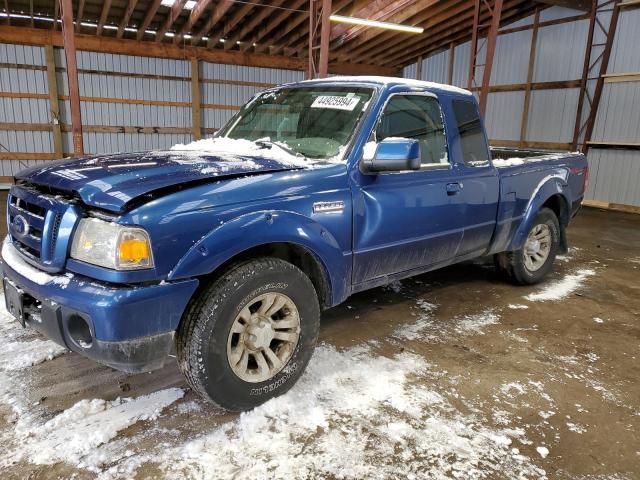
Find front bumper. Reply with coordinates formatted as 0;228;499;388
1;244;199;373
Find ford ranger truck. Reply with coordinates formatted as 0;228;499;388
0;77;588;411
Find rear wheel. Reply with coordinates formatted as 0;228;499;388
176;257;320;411
495;207;560;285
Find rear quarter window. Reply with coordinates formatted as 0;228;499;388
452;100;490;167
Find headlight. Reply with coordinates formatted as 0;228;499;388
70;218;154;270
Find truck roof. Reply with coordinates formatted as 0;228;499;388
295;75;474;98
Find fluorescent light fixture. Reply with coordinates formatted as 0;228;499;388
161;0;197;8
330;14;424;34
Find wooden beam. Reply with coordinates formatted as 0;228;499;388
59;0;83;156
224;0;287;51
447;42;455;84
75;0;85;32
491;139;573;150
241;0;307;53
583;200;640;215
603;72;640;83
330;0;416;42
136;0;162;41
44;45;63;156
384;0;536;68
155;0;187;43
0;25;396;76
117;0;138;39
207;3;253;49
174;0;213;44
190;0;234;46
96;0;112;36
53;0;58;30
520;8;540;145
191;58;201;140
536;0;590;10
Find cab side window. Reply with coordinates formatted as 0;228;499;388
452;100;490;166
376;95;449;167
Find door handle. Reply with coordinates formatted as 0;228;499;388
446;182;462;195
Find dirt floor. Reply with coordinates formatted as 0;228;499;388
0;204;638;479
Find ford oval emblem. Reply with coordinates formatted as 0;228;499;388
13;215;30;238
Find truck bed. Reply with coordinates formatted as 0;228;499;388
490;146;576;167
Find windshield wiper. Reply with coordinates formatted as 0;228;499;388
254;140;304;158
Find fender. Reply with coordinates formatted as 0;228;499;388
168;210;350;306
507;172;572;252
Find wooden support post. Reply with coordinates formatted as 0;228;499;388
416;55;423;80
45;44;63;157
447;42;455;85
308;0;332;79
520;8;540;146
59;0;84;156
479;0;503;115
191;57;201;141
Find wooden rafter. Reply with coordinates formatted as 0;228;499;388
96;0;113;36
75;0;85;32
271;0;351;55
223;0;287;50
136;0;162;41
384;0;534;67
258;9;308;54
241;0;307;53
155;0;187;42
330;0;416;42
190;0;234;45
174;0;214;44
53;0;58;30
117;0;138;39
358;0;528;67
206;3;253;49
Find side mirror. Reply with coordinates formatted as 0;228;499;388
365;138;421;172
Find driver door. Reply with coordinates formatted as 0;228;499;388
352;93;467;285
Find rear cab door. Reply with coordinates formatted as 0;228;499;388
446;96;500;256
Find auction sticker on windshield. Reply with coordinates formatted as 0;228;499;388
311;95;360;111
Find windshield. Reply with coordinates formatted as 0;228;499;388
219;86;374;160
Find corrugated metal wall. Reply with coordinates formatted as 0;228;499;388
0;44;303;177
587;6;640;207
403;5;640;208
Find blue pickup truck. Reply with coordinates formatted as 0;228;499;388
1;77;588;410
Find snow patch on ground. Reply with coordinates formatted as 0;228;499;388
0;293;67;371
383;280;403;293
508;304;529;310
140;345;545;480
525;269;596;301
395;300;499;342
2;388;184;469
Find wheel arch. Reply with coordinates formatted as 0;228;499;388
508;176;572;252
168;210;350;308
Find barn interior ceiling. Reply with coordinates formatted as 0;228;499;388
0;0;567;69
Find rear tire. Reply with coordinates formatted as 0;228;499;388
495;207;560;285
176;257;320;411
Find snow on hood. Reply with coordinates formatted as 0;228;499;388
15;138;314;212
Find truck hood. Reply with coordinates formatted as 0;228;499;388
15;150;306;212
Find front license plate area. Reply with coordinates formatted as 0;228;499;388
3;279;25;327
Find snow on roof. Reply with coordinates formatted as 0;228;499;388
299;75;473;97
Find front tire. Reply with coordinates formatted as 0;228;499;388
176;257;320;411
495;207;560;285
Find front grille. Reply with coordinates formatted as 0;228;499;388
8;195;46;259
7;185;79;272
